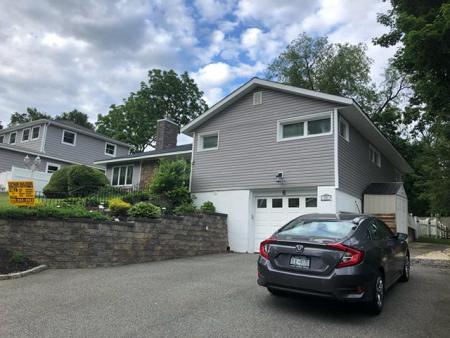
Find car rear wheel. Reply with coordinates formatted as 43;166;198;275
366;273;384;315
400;254;410;282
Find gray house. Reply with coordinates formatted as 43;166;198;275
181;78;413;253
0;119;131;191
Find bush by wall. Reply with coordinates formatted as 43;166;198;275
128;202;161;218
109;198;131;217
173;202;197;214
200;201;216;213
0;205;108;220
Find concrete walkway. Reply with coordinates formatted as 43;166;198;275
409;242;450;267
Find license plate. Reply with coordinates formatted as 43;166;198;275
290;255;310;269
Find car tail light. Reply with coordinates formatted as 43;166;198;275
327;242;364;268
259;237;276;259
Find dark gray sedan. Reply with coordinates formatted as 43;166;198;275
257;213;410;314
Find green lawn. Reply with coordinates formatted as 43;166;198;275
416;237;450;245
0;192;9;207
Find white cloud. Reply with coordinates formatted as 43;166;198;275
194;0;236;21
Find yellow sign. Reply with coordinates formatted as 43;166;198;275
8;181;35;206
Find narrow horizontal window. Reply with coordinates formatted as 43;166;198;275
282;121;304;138
308;118;331;135
22;129;30;142
46;163;61;174
305;197;317;208
62;130;76;145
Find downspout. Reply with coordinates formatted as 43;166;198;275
40;121;49;153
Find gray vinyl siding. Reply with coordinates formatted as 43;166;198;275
0;148;68;173
338;114;397;198
0;124;45;152
191;88;337;192
44;125;129;166
105;162;141;187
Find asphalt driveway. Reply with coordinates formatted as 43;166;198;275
1;254;449;338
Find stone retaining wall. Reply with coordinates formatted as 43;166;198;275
0;213;228;268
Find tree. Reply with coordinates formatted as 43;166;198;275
9;107;52;127
55;109;94;130
375;0;450;215
97;69;208;152
266;33;378;113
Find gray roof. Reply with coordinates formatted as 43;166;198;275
363;182;403;195
94;144;192;164
0;119;131;148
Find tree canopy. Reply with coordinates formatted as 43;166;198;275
55;109;94;130
96;69;208;153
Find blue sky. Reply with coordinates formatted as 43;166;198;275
0;0;395;127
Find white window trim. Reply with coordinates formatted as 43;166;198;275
197;131;219;152
31;126;40;140
111;165;134;187
9;132;17;144
46;162;61;173
277;111;333;142
21;128;31;142
61;129;77;146
369;144;381;167
104;142;117;157
338;117;349;142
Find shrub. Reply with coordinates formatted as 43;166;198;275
109;198;131;217
43;165;109;197
128;202;161;218
173;201;197;214
148;159;191;211
122;191;151;205
200;201;216;213
9;251;25;265
43;166;72;197
67;165;109;196
0;205;109;220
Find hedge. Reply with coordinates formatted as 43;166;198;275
0;205;109;220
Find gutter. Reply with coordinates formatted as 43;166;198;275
94;150;192;165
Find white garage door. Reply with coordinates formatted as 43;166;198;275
254;196;318;252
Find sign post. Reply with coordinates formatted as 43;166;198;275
8;181;36;207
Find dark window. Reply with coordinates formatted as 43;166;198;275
305;197;317;208
282;121;304;138
112;167;120;186
47;165;60;173
126;166;133;185
112;166;133;186
22;129;30;141
105;143;116;156
308;118;331;135
272;198;283;208
9;132;16;144
288;198;299;208
32;126;40;139
63;130;76;145
257;199;267;208
201;134;218;149
0;135;3;143
375;219;395;239
367;219;393;240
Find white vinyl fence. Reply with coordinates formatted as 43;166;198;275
410;216;449;239
0;166;52;192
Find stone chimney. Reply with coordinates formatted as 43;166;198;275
155;116;179;150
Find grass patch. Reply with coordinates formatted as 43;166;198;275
0;205;110;221
0;192;9;207
416;237;450;245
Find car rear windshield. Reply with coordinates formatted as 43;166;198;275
277;220;356;240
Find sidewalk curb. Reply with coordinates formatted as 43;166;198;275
411;258;450;269
0;265;48;280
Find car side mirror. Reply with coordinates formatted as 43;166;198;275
396;233;408;241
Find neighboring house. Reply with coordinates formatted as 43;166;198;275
0;119;131;191
94;117;191;189
181;78;413;253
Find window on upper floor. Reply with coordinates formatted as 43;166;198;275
0;135;4;143
277;112;332;141
9;132;16;144
62;130;76;146
253;91;262;105
105;143;116;156
111;165;133;186
32;126;40;140
22;128;30;142
339;117;349;142
198;131;219;151
369;144;381;167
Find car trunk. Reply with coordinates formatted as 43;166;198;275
267;240;344;276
